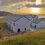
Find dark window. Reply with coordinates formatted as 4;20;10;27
18;28;20;32
25;28;26;31
35;25;36;28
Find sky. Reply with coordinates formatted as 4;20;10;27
1;0;45;6
0;0;45;14
1;0;36;5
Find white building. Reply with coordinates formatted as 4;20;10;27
5;14;38;33
31;18;45;29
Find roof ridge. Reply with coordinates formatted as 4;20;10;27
14;16;31;22
14;16;23;22
23;16;31;21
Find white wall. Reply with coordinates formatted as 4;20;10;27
37;21;45;28
13;17;31;32
5;15;38;32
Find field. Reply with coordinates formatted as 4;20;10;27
0;18;45;45
0;18;13;36
0;29;45;45
0;18;6;23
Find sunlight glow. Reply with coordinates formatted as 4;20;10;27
35;0;42;5
31;8;40;13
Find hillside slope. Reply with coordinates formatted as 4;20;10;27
0;11;13;16
0;29;45;45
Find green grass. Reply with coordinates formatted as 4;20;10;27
0;18;5;23
0;29;45;45
0;18;13;35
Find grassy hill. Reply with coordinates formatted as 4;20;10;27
0;11;13;16
0;14;45;45
0;18;13;36
0;29;45;45
0;18;5;23
0;18;45;45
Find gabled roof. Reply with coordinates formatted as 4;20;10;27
6;14;38;22
33;18;45;24
25;15;37;20
6;14;23;22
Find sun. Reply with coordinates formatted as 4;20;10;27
31;8;40;13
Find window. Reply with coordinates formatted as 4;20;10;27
17;28;21;32
34;25;36;28
25;28;26;31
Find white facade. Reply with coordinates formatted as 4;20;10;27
13;17;31;32
31;19;45;29
37;20;45;28
5;14;38;33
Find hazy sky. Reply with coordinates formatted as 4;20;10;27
1;0;45;6
0;0;45;14
0;0;36;10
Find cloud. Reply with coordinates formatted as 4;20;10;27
1;0;45;6
9;3;25;10
0;6;6;11
0;0;45;12
1;0;36;6
0;0;2;6
1;0;16;6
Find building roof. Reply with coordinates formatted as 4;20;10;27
25;15;37;20
6;14;38;22
33;18;45;24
